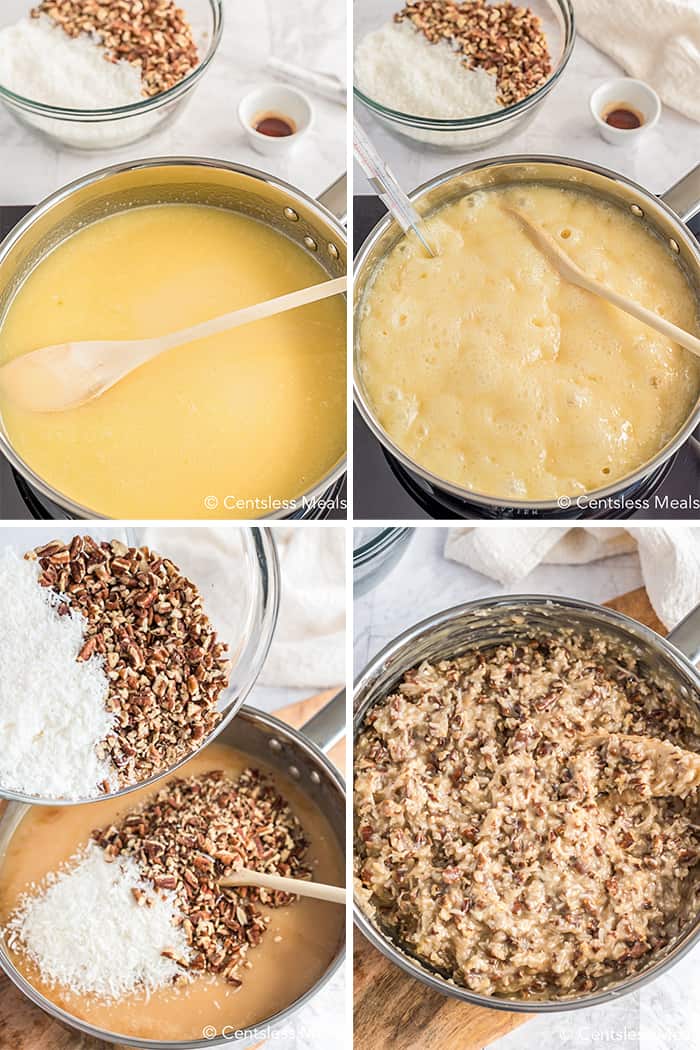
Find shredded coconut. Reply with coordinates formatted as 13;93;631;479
0;15;142;109
4;843;190;1001
355;20;501;119
0;548;116;799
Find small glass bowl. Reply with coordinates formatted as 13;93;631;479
0;0;223;150
354;527;414;596
0;524;280;806
353;0;575;151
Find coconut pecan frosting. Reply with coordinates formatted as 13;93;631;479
354;635;700;998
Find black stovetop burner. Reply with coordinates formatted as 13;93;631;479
8;466;346;521
0;205;346;520
353;195;700;521
0;206;29;242
383;445;680;521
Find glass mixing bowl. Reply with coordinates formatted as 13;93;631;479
0;0;223;150
0;524;280;806
354;0;575;151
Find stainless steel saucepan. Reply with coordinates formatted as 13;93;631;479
353;595;700;1011
354;156;700;519
0;158;347;520
0;692;346;1048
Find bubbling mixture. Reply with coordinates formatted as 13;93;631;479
0;204;346;518
358;184;700;500
0;743;344;1041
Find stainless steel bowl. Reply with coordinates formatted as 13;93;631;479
354;156;700;518
0;694;346;1048
353;526;414;596
353;594;700;1010
0;524;280;807
0;158;347;520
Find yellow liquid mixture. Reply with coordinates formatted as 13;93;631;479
0;205;346;518
0;743;345;1041
358;184;700;500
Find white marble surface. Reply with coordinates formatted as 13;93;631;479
354;34;699;199
354;525;700;1050
0;0;346;205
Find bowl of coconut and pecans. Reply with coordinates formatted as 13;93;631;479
0;526;280;805
0;0;223;149
354;0;575;150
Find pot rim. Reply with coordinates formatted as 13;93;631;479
353;153;700;513
352;592;700;1012
0;704;347;1049
0;155;347;521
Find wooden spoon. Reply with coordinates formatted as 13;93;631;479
506;208;700;358
220;868;346;905
0;275;347;414
582;732;700;800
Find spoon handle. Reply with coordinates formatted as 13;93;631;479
220;869;346;904
507;207;700;358
580;275;700;358
155;275;347;354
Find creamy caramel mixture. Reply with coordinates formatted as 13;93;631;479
0;743;344;1040
0;204;346;518
358;184;700;500
354;636;700;999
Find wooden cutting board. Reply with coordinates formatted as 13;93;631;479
353;587;665;1050
0;687;344;1050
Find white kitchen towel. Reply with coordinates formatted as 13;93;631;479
574;0;700;122
444;527;700;627
261;527;345;687
141;527;345;689
268;0;346;80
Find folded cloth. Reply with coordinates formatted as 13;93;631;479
141;527;345;689
444;527;700;628
574;0;700;122
269;0;346;81
262;527;345;687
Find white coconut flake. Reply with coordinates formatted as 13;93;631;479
0;15;143;109
4;843;190;1001
0;548;116;799
355;19;501;119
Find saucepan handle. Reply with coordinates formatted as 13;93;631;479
317;174;348;226
300;688;346;752
660;164;700;224
666;603;700;664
